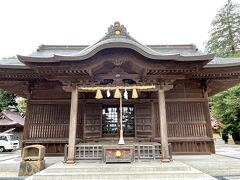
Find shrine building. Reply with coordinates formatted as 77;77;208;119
0;22;240;162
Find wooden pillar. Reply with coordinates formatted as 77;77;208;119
66;84;78;164
23;83;33;145
158;86;170;162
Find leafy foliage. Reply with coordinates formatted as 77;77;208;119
0;56;27;114
0;90;17;111
206;0;240;57
210;85;240;141
206;0;240;141
16;97;27;114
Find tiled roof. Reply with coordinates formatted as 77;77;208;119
208;57;240;64
1;53;239;67
0;22;239;66
0;58;24;66
28;44;204;57
0;110;24;126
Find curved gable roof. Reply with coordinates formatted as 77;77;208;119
0;110;24;126
17;22;214;64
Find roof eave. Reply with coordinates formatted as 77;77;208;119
0;64;30;69
17;42;215;65
205;62;240;68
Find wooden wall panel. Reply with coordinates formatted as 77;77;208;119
135;103;152;138
31;82;71;100
153;100;214;154
166;102;207;138
154;101;208;138
84;104;102;139
170;141;215;154
24;102;84;154
27;103;84;140
166;80;203;99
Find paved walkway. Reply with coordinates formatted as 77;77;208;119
0;150;20;162
0;144;240;179
174;144;240;180
215;144;240;159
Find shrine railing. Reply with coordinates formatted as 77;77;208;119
64;143;172;162
134;143;172;161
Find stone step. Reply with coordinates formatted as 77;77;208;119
45;161;192;173
34;171;215;179
45;165;191;173
31;161;217;180
33;176;215;180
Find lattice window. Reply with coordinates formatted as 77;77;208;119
102;107;118;135
102;105;135;136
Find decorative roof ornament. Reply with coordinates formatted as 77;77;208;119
100;21;137;42
107;22;128;37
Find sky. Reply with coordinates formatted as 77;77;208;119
0;0;232;58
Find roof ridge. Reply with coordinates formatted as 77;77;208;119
37;45;88;51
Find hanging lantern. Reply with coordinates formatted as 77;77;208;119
114;88;121;98
107;89;111;97
95;89;103;99
124;89;128;100
132;88;138;99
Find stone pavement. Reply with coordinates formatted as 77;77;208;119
215;144;240;159
0;150;21;162
0;144;240;179
28;160;216;180
174;144;240;180
174;154;240;180
0;150;21;178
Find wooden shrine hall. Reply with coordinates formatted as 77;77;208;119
0;22;240;163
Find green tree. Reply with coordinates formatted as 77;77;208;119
206;0;240;142
0;90;16;111
16;97;27;114
206;0;240;57
0;57;27;113
210;85;240;141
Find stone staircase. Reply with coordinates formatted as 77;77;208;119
29;160;216;180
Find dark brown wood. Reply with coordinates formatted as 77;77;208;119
2;45;234;155
135;103;152;138
20;79;216;155
84;104;102;139
103;145;134;163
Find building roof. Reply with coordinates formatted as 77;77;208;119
17;22;215;63
0;58;25;66
0;22;238;66
29;44;204;57
0;22;239;97
1;55;239;69
208;57;240;64
0;109;24;126
206;57;240;67
211;113;225;129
